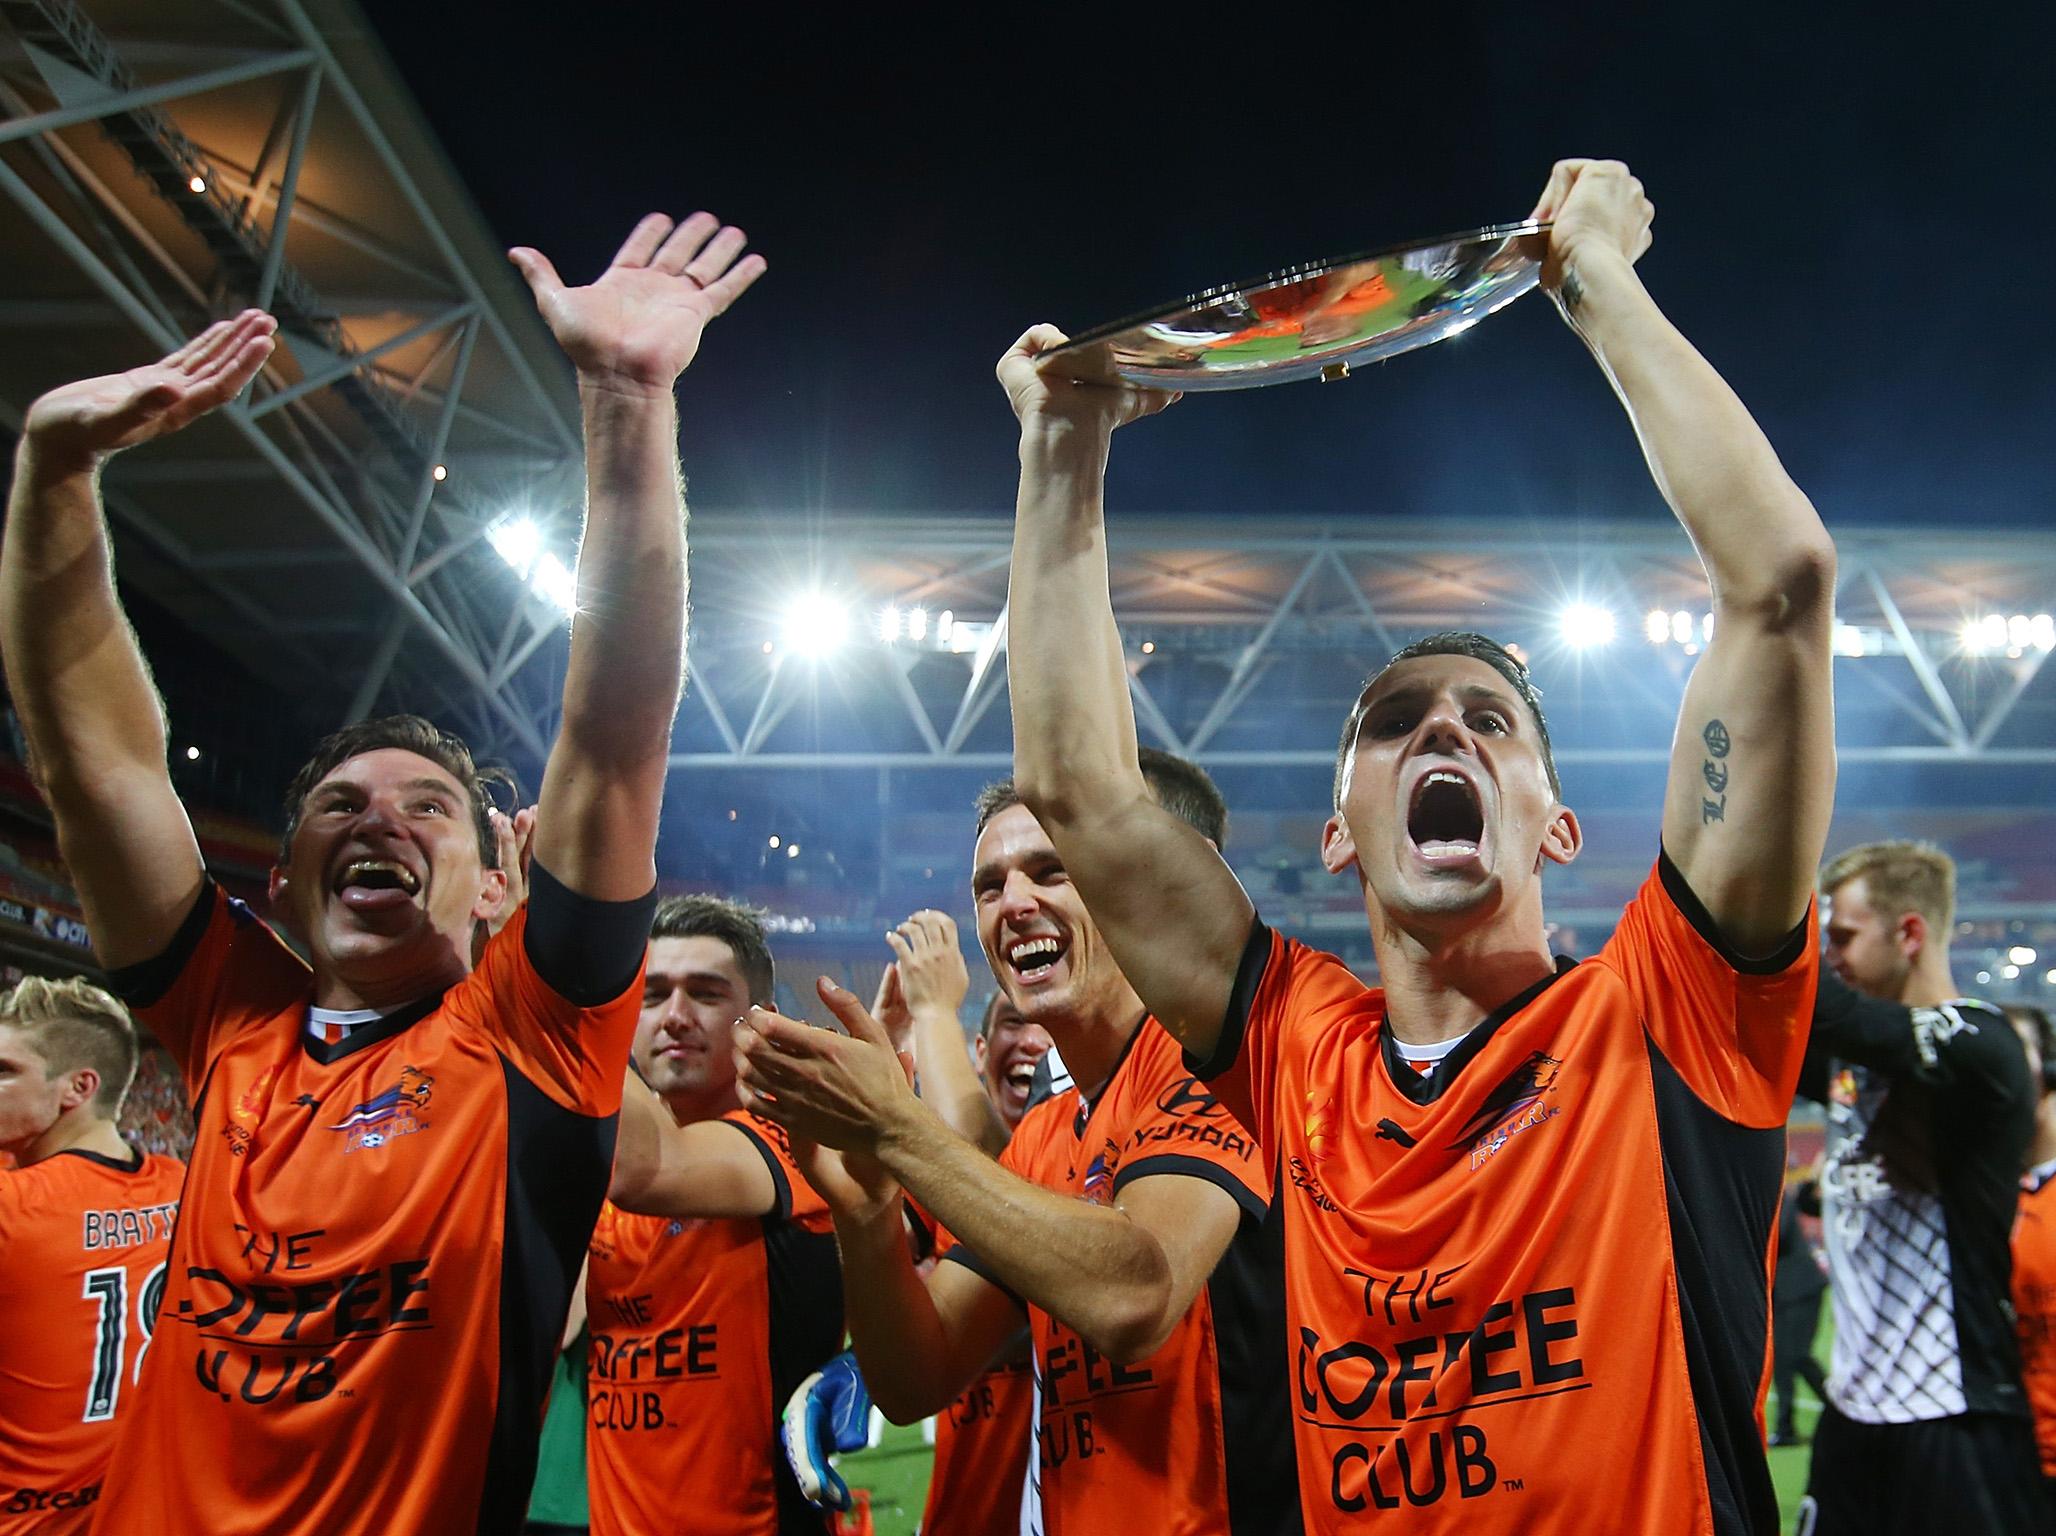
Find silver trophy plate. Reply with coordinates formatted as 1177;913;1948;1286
1040;221;1550;391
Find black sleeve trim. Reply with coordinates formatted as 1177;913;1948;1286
726;1117;794;1223
1185;919;1274;1082
1656;847;1810;977
106;879;217;1008
939;1246;1027;1313
1113;1153;1269;1225
520;859;657;1007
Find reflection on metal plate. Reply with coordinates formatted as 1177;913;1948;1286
1040;222;1550;392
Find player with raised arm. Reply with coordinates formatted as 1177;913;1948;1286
0;211;762;1536
0;978;183;1534
590;895;843;1536
992;160;1835;1533
735;753;1300;1536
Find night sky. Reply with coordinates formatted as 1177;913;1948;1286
357;2;2056;536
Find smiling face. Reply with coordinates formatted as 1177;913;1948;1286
273;747;505;1006
975;993;1054;1129
972;803;1134;1035
632;934;751;1117
1325;654;1577;936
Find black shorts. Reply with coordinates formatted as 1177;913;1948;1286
1798;1403;2050;1535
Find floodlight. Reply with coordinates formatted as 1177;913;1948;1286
907;607;929;641
1644;610;1668;644
1670;610;1693;645
786;843;800;859
1977;970;1992;984
185;746;201;761
768;835;781;849
937;610;955;645
2010;946;2037;966
489;517;544;577
1558;604;1616;650
531;553;577;614
780;592;849;659
2003;964;2022;981
432;464;448;483
2033;614;2055;652
188;175;207;194
879;605;901;642
1833;624;1867;657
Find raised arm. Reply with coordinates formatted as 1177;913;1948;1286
0;312;276;967
883;910;1008;1156
607;1068;781;1220
509;215;764;901
740;981;1244;1364
1534;161;1836;953
996;335;1252;1059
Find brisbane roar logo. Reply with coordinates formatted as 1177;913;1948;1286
1303;1093;1338;1167
1450;1052;1565;1171
327;1066;434;1153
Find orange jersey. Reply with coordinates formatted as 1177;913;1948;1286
0;1148;183;1534
923;1356;1034;1536
944;1020;1298;1535
584;1111;840;1536
2014;1168;2056;1475
1197;855;1815;1534
100;880;643;1536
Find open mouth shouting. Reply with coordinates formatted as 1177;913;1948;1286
1405;766;1487;871
332;855;423;914
1006;933;1069;987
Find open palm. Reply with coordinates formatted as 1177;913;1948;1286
25;310;276;468
510;212;766;394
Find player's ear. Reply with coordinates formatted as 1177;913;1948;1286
1539;804;1582;869
471;866;509;923
1320;812;1359;877
972;1034;989;1072
267;864;289;905
60;1066;101;1114
1899;910;1928;960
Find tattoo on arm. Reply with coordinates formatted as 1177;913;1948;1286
1560;269;1586;315
1699;718;1730;826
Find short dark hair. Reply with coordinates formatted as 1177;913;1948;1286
1334;632;1558;809
974;747;1230;849
0;976;139;1115
279;715;514;866
979;988;1015;1041
649;894;776;1007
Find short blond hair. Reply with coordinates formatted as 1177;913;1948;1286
1821;840;1956;933
0;976;139;1115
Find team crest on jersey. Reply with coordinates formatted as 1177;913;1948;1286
233;1066;278;1122
1079;1138;1122;1203
1451;1051;1565;1171
326;1065;434;1153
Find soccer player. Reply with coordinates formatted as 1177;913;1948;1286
589;895;842;1536
1797;841;2043;1532
736;753;1301;1535
0;977;183;1533
991;159;1837;1533
2007;1004;2056;1512
0;212;763;1535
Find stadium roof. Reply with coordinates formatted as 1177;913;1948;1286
4;0;2053;785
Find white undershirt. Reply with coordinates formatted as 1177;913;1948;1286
1392;1030;1471;1069
305;1005;383;1046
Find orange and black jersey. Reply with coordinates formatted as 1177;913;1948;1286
0;1147;184;1534
945;1020;1300;1536
2015;1164;2056;1476
913;1216;1033;1536
1194;853;1815;1535
100;863;651;1536
584;1110;841;1536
